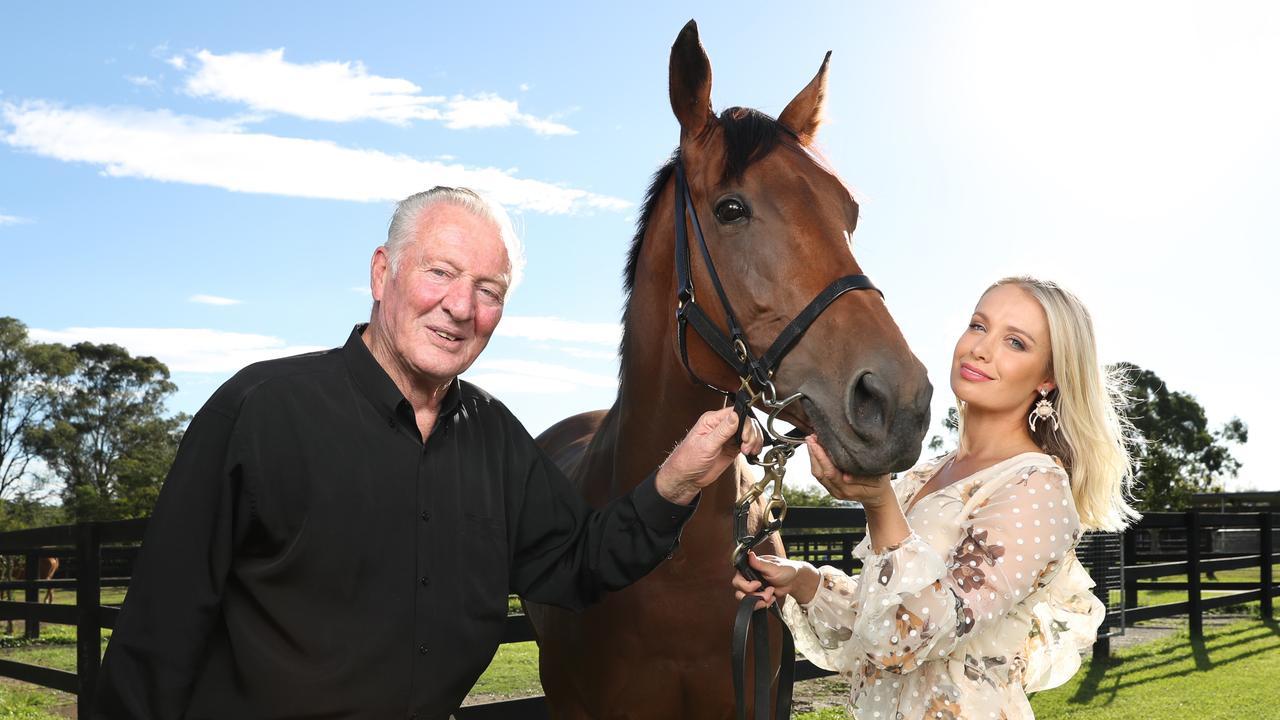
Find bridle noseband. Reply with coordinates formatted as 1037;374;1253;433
671;156;883;720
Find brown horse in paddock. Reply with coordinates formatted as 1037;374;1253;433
525;21;933;720
2;555;60;634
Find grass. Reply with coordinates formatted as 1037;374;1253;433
1028;618;1280;719
0;680;67;720
1117;567;1262;609
465;641;544;703
0;588;1275;717
789;617;1280;720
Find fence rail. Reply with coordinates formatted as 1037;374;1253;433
0;510;1275;718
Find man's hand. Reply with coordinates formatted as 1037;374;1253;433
655;407;763;505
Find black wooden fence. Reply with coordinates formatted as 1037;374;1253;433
0;509;1275;718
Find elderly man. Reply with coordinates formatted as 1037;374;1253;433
94;187;756;719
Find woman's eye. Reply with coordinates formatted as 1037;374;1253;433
1009;337;1026;351
968;322;985;332
714;198;749;224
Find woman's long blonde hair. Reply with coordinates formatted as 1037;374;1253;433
961;276;1140;532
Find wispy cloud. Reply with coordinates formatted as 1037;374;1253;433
441;93;574;136
350;286;372;296
28;326;326;373
165;55;186;70
189;293;242;306
495;315;621;346
464;358;617;395
0;100;627;214
0;214;32;226
126;75;158;88
181;49;574;134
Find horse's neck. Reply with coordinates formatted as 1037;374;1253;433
580;333;742;512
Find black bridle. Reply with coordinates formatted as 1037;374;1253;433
671;157;882;720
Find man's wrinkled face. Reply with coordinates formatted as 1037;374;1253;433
372;204;510;388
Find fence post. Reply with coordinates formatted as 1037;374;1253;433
77;522;102;718
1123;529;1138;610
1187;511;1202;640
23;551;39;639
1262;512;1274;621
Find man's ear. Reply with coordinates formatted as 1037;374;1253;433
371;247;389;303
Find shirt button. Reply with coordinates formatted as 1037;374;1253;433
420;575;431;587
387;416;396;428
420;510;431;522
418;643;428;655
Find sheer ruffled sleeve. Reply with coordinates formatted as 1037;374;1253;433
782;463;1094;679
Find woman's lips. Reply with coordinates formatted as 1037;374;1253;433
959;363;992;382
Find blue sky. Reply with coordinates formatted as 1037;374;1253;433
2;2;1275;492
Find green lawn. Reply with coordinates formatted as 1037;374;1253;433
1027;618;1280;719
1117;567;1262;609
1;595;1276;718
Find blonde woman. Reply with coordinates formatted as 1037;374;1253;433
733;277;1138;719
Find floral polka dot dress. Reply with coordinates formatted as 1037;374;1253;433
780;452;1105;720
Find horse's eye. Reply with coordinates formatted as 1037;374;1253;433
714;197;749;224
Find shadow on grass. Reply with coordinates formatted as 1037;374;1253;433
1068;619;1280;707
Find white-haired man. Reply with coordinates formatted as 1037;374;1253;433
94;187;756;719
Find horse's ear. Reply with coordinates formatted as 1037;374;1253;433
778;51;831;145
669;20;714;140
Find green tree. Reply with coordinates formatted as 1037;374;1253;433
783;483;843;508
1119;361;1248;511
927;406;959;453
25;342;186;521
0;317;75;504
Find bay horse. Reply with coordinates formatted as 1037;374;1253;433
2;555;60;635
525;21;933;719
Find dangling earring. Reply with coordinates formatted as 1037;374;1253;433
1029;387;1059;433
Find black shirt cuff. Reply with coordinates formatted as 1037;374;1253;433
631;472;698;535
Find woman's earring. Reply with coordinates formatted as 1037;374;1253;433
1029;388;1059;433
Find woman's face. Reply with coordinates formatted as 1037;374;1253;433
950;284;1055;417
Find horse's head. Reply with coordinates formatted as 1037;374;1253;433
647;21;932;475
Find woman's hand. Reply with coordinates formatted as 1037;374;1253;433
806;436;894;508
731;552;821;609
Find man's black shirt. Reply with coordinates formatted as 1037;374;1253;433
94;325;695;719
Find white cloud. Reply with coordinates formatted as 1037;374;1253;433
495;315;622;346
28;327;326;373
181;49;574;134
350;286;372;296
189;294;242;306
463;358;617;395
442;93;575;136
126;75;158;88
165;55;186;70
185;49;442;125
0;214;32;226
0;100;628;214
554;346;618;360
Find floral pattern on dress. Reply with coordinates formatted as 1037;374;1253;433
780;452;1107;720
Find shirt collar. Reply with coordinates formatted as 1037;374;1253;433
342;324;463;427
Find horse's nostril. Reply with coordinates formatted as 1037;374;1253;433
848;371;890;440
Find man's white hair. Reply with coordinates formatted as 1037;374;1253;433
385;187;526;292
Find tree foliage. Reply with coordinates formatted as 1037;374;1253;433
0;317;75;503
1119;361;1248;511
15;338;187;522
